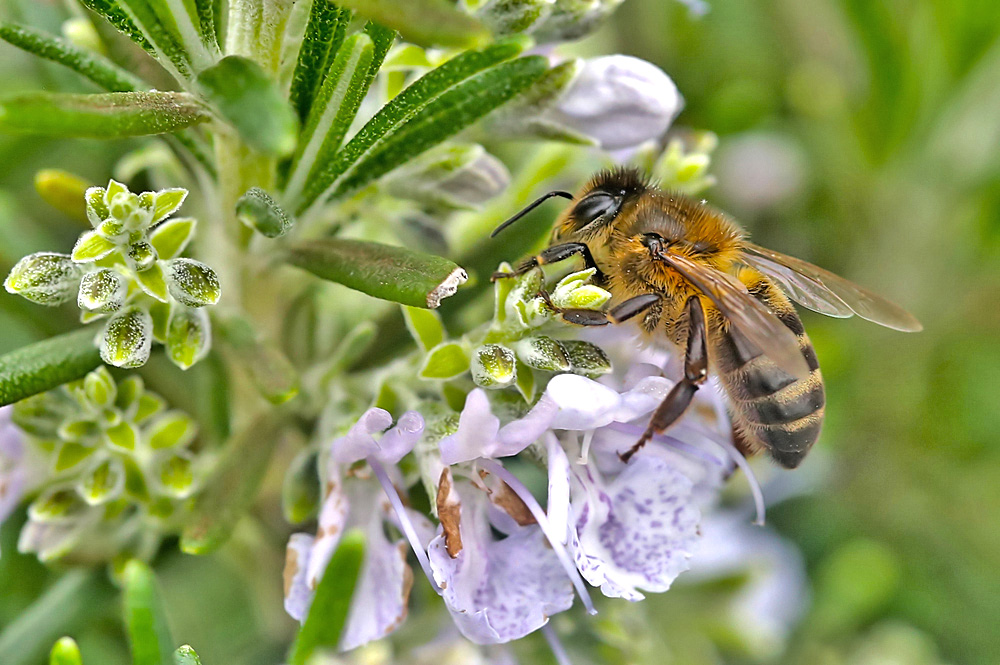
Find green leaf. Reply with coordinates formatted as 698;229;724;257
0;92;209;137
287;239;467;309
149;217;196;259
71;232;118;263
403;306;444;351
5;252;82;305
0;22;145;92
148;411;197;449
34;169;92;224
136;263;170;303
55;442;97;472
149;300;172;344
0;571;107;665
288;530;365;665
0;329;102;407
289;2;352;123
117;0;192;78
49;637;83;665
217;317;298;404
196;56;298;156
181;414;283;554
235;188;292;238
336;0;489;48
166;306;211;370
333;56;548;198
419;342;469;380
164;258;221;307
78;0;154;55
515;359;535;401
173;645;202;665
296;38;527;212
101;306;153;369
284;33;375;203
123;560;174;665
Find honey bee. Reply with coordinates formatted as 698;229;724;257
492;168;922;468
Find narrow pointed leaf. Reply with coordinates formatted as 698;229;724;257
0;329;102;407
136;263;170;303
196;56;298;156
123;560;174;665
326;56;549;202
289;2;352;122
295;39;529;211
336;0;489;48
288;530;365;665
149;217;196;259
287;239;467;309
403;306;444;351
117;0;192;78
285;33;375;202
181;414;283;554
0;92;209;137
0;22;144;92
78;0;154;54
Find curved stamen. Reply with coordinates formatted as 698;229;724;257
477;457;597;615
698;432;766;526
605;422;725;467
367;456;442;593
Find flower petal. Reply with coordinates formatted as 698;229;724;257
438;390;500;465
545;374;621;430
496;394;558;451
376;411;424;464
545;433;571;545
331;408;393;464
428;489;574;644
283;533;315;622
570;454;700;600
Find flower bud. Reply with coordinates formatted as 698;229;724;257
78;458;124;505
543;55;683;151
4;252;82;305
165;258;221;307
561;340;612;378
77;268;127;312
166;306;211;370
515;336;571;372
531;0;624;43
471;344;517;388
127;240;158;272
383;143;510;210
101;306;153;368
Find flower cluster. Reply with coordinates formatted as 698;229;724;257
3;367;201;562
4;180;219;369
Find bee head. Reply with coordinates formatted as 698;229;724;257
555;167;650;240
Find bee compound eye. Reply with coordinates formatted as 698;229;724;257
573;192;619;226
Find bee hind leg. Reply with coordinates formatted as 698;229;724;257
546;292;661;326
491;242;604;282
621;295;708;462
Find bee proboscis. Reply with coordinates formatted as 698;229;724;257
492;168;922;468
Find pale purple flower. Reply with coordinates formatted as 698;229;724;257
427;480;574;644
0;405;30;557
284;408;433;650
543;55;683;151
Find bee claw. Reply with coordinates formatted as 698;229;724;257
490;271;514;282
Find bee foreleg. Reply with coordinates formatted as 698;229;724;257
491;242;604;282
546;293;661;326
621;295;709;463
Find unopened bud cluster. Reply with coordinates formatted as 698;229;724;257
4;180;220;369
416;265;612;399
11;367;201;561
474;0;625;43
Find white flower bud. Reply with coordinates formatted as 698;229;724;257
542;55;683;151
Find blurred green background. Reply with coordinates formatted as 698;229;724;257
1;1;998;664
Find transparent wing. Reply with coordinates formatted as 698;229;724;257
660;251;812;380
742;243;923;332
742;251;853;318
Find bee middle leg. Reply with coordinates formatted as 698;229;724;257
491;242;604;282
542;292;661;326
620;295;708;463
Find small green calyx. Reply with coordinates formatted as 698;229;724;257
11;367;202;561
4;179;218;370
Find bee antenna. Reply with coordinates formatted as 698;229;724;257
490;190;574;238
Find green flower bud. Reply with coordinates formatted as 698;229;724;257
471;343;517;388
236;187;291;238
165;258;221;307
515;335;571;371
127;240;158;272
83;366;117;408
146;411;197;449
4;252;82;305
77;268;127;312
78;458;124;505
166;306;211;370
561;340;612;378
29;487;87;522
156;452;195;498
101;305;153;368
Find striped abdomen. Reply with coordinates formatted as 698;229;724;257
712;276;825;468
